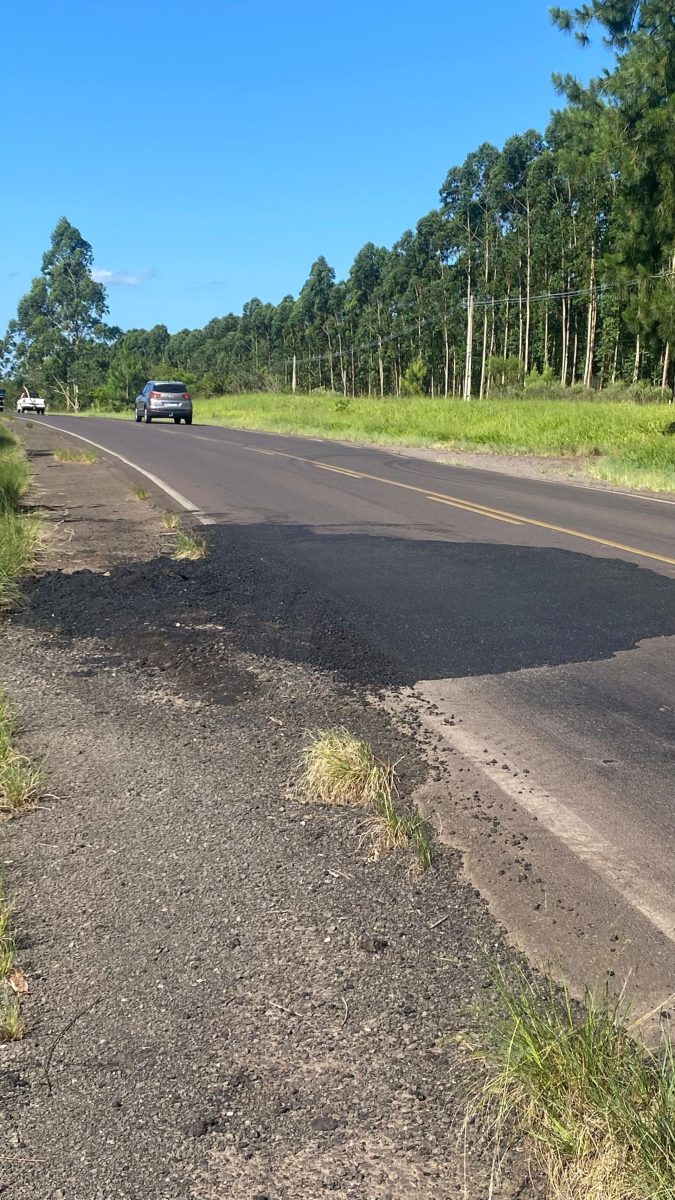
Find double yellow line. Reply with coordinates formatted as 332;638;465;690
198;435;675;568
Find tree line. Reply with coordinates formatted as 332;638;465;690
2;0;674;406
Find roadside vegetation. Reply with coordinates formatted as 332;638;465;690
298;728;431;871
0;425;45;1041
0;423;41;608
53;446;97;464
470;964;675;1200
131;485;150;501
172;528;207;561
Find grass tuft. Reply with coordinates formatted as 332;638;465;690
368;790;432;871
162;511;181;530
173;529;207;560
298;728;395;808
467;962;675;1200
0;897;16;979
0;750;43;812
53;446;97;463
0;986;25;1043
298;728;431;870
131;485;150;501
0;426;41;606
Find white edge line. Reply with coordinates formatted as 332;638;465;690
20;416;213;526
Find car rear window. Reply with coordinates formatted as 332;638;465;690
156;383;188;394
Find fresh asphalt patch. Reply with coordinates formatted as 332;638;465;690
0;426;536;1198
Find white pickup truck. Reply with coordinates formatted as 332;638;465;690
17;388;46;415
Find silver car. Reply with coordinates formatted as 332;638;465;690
135;380;193;425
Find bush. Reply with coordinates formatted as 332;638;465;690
401;356;426;396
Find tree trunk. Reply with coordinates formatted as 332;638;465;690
443;319;449;398
583;251;597;389
337;331;347;395
661;342;670;392
463;294;474;400
561;295;569;386
632;333;641;384
524;196;532;375
503;292;510;362
291;354;297;393
611;328;619;384
378;336;384;397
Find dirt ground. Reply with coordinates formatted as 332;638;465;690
0;425;537;1199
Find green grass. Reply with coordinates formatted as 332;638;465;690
468;963;675;1200
53;446;97;463
0;989;25;1042
131;484;150;501
0;426;41;607
172;529;207;561
162;511;181;530
188;392;675;493
0;690;43;812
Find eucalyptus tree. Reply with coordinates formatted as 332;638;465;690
2;217;113;408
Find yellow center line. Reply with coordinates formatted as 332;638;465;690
203;437;675;568
426;495;523;526
313;463;365;479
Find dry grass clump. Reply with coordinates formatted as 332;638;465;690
298;728;431;871
53;446;97;463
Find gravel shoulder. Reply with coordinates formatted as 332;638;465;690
0;426;535;1199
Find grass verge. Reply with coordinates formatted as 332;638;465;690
468;963;675;1200
53;446;97;463
298;728;431;871
0;873;24;1042
0;690;43;813
184;392;675;493
0;423;41;608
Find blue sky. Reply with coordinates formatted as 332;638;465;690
3;0;609;335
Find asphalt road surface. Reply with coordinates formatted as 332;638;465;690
31;414;675;1000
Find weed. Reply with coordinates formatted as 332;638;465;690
298;728;395;808
0;428;41;606
25;421;33;429
173;529;207;560
131;485;150;501
0;986;25;1043
0;751;43;811
53;446;97;463
467;962;675;1200
0;900;16;979
367;790;432;871
162;511;181;530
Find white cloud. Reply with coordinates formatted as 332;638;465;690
91;267;155;287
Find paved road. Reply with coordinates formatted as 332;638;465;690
32;415;675;998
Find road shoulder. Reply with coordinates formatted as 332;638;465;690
1;424;534;1199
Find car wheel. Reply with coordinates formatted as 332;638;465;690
173;415;181;424
144;408;152;424
185;416;193;426
135;410;142;423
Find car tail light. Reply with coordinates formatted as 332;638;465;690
182;392;191;400
150;390;161;399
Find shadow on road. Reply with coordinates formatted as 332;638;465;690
17;520;675;697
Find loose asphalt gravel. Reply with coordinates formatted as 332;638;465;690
0;427;537;1199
